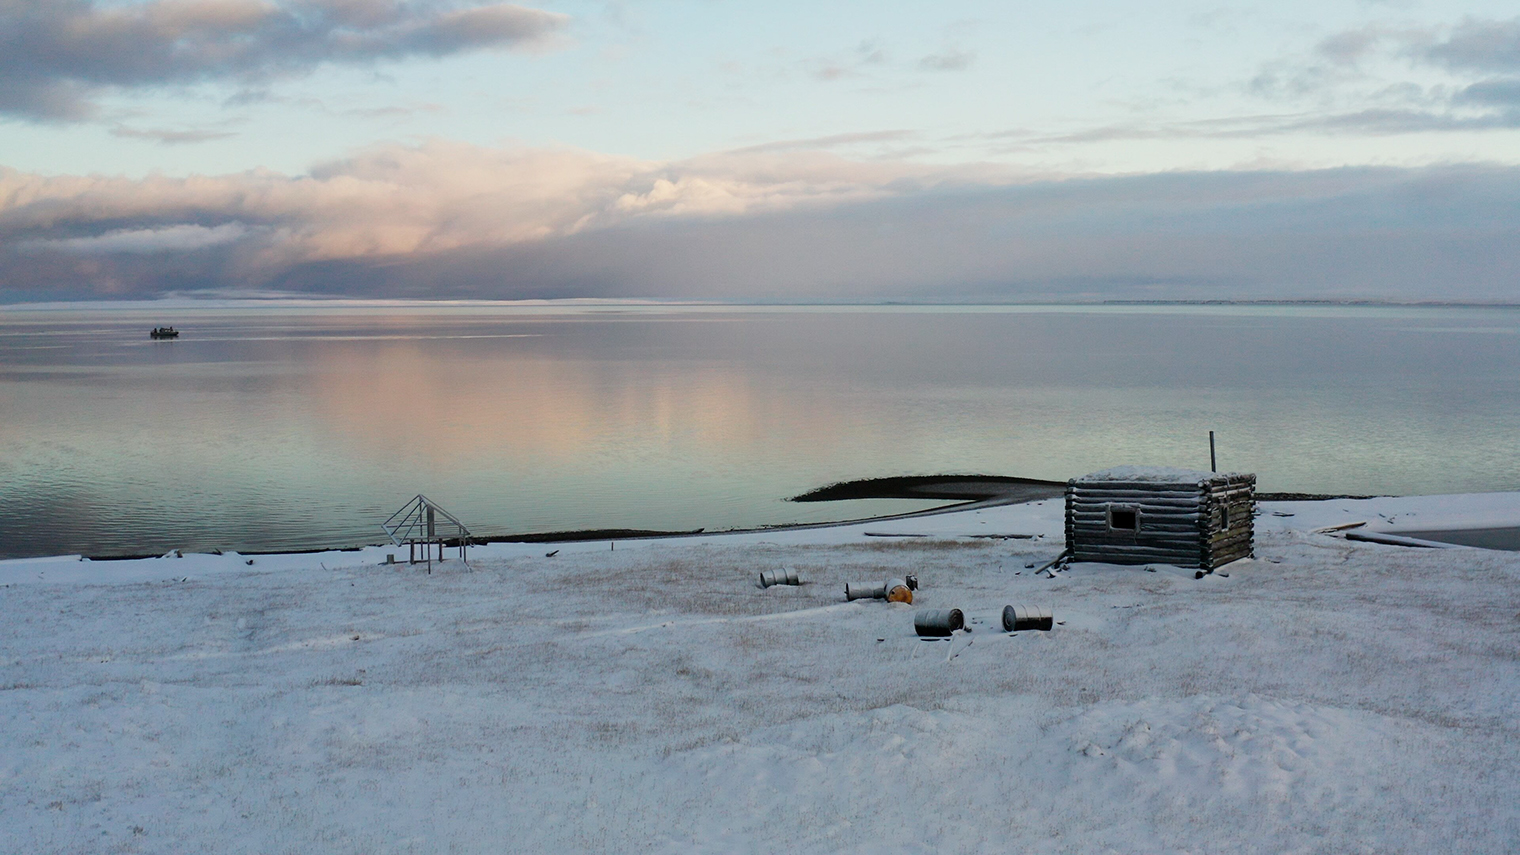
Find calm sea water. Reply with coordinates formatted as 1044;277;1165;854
3;302;1519;559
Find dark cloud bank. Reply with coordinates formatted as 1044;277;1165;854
0;0;565;120
3;157;1517;304
281;168;1520;304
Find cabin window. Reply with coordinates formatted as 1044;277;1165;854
1220;505;1231;530
1108;507;1138;532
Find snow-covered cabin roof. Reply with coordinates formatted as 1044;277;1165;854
1074;466;1221;484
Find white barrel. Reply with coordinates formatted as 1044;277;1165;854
1002;604;1054;632
759;568;802;588
914;609;965;637
845;581;888;600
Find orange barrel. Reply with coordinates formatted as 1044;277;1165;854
886;584;913;604
914;609;964;637
1002;604;1053;632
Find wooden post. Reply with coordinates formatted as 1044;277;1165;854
1209;430;1217;472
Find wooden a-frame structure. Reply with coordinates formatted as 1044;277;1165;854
381;495;473;571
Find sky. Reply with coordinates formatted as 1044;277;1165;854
1;0;1518;302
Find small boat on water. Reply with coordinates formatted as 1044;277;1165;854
150;326;179;339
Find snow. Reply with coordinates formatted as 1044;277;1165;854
2;495;1518;853
1073;465;1221;484
1258;490;1520;535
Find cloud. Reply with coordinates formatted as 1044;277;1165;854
1230;17;1520;138
0;140;982;278
268;165;1520;305
0;0;568;121
109;123;240;144
1302;106;1520;133
1425;17;1520;73
18;222;249;253
727;130;918;155
341;102;446;119
1315;27;1390;66
1458;78;1520;107
1304;17;1520;75
1;143;1517;304
973;100;1520;150
918;50;974;72
800;39;971;82
805;39;892;82
810;65;853;82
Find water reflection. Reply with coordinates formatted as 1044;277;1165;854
2;303;1519;558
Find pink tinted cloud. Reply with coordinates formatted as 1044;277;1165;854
0;139;993;291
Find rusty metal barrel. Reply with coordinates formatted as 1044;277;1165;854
914;608;965;637
847;579;913;602
759;567;802;588
845;581;887;600
1002;604;1054;632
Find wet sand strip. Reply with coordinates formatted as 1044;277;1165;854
790;474;1067;504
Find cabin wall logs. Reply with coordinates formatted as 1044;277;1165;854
1064;473;1255;570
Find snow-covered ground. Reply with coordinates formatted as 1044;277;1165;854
2;494;1517;853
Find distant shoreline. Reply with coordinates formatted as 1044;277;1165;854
5;297;1520;311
